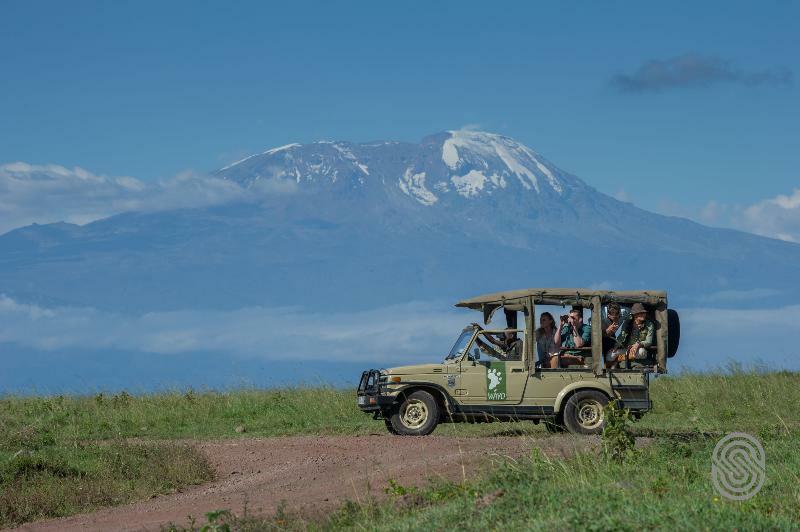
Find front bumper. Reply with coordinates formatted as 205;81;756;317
356;369;395;412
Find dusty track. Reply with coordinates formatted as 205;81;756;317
15;433;596;531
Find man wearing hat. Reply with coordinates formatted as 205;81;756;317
606;303;655;368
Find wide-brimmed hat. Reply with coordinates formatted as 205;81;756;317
630;303;647;315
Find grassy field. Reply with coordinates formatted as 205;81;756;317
2;370;799;529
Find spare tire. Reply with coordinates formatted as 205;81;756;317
667;309;680;358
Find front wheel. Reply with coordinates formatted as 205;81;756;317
563;390;609;435
388;390;439;436
384;418;399;435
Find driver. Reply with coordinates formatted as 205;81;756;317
471;324;522;361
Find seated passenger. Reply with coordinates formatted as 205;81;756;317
472;324;522;361
602;302;623;355
606;303;655;368
552;307;591;368
535;312;558;366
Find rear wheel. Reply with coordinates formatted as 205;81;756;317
389;390;439;436
563;390;609;435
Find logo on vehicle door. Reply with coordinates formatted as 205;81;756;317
486;361;507;401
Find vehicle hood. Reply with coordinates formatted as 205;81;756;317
384;364;446;376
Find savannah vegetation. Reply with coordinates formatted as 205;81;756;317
2;370;799;529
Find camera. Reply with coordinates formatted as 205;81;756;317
560;314;569;323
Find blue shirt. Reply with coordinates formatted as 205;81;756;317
560;323;592;354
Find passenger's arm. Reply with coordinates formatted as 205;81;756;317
554;325;563;348
573;324;590;348
572;326;584;348
641;322;655;348
485;334;504;348
580;324;592;346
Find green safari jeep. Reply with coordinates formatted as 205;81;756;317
357;288;680;435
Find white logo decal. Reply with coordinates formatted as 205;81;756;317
487;368;502;391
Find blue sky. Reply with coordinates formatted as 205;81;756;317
2;1;800;392
1;0;798;220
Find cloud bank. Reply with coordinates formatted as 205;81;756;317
0;163;254;235
741;189;800;243
655;187;800;243
612;54;793;92
1;295;798;373
0;296;467;363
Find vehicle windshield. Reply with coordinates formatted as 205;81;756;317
445;328;474;360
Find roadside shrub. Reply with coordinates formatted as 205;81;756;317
602;400;636;462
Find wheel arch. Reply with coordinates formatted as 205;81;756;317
553;382;613;413
392;383;454;416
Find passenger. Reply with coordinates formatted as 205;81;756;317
606;303;655;368
602;302;623;356
472;324;522;361
535;312;558;366
552;307;591;368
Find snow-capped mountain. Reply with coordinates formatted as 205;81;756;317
217;130;574;204
1;130;799;314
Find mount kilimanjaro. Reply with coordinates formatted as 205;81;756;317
1;130;798;313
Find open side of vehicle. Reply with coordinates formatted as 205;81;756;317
357;288;679;436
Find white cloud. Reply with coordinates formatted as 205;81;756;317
741;189;800;243
613;188;630;203
1;295;799;371
0;295;468;363
0;162;290;235
653;188;800;243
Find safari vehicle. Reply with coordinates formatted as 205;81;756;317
357;288;680;436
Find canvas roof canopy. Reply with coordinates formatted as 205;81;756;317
456;288;667;311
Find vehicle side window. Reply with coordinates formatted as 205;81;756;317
472;331;522;362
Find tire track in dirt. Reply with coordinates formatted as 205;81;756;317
14;433;596;531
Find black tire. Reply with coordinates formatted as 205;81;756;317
667;309;680;358
563;390;609;435
544;416;566;433
389;390;439;436
384;417;400;435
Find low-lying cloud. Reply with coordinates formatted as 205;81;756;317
2;295;798;374
741;189;800;243
0;162;268;235
612;54;793;92
0;296;467;363
655;187;800;243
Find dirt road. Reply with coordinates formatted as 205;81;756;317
15;433;596;531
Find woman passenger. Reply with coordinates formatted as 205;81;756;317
535;312;558;367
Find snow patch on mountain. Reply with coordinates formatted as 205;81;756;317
451;170;506;198
399;169;437;205
441;130;563;195
221;143;301;171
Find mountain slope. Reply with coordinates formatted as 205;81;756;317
1;131;798;312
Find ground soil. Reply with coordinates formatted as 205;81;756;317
14;432;599;531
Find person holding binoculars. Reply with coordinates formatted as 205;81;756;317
551;306;592;368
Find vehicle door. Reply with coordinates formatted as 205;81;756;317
456;330;526;405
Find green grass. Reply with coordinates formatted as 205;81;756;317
168;370;800;531
3;371;800;529
0;442;211;527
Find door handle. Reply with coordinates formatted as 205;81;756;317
511;368;524;373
